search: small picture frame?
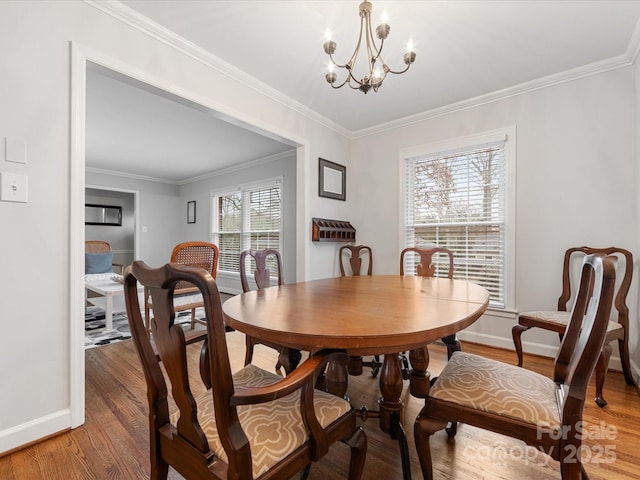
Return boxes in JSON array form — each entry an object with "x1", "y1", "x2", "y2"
[
  {"x1": 187, "y1": 201, "x2": 196, "y2": 224},
  {"x1": 318, "y1": 158, "x2": 346, "y2": 201}
]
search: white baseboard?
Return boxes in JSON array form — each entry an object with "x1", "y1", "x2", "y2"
[
  {"x1": 457, "y1": 330, "x2": 625, "y2": 372},
  {"x1": 0, "y1": 409, "x2": 71, "y2": 454}
]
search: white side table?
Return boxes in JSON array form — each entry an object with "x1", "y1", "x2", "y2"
[{"x1": 85, "y1": 274, "x2": 128, "y2": 332}]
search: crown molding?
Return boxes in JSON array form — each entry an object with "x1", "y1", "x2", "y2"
[
  {"x1": 87, "y1": 0, "x2": 351, "y2": 139},
  {"x1": 177, "y1": 149, "x2": 296, "y2": 185},
  {"x1": 353, "y1": 51, "x2": 636, "y2": 139},
  {"x1": 86, "y1": 166, "x2": 178, "y2": 184}
]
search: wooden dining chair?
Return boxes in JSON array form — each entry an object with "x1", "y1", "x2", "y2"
[
  {"x1": 512, "y1": 246, "x2": 634, "y2": 407},
  {"x1": 339, "y1": 245, "x2": 381, "y2": 377},
  {"x1": 240, "y1": 248, "x2": 302, "y2": 375},
  {"x1": 400, "y1": 247, "x2": 460, "y2": 359},
  {"x1": 123, "y1": 261, "x2": 367, "y2": 480},
  {"x1": 415, "y1": 254, "x2": 617, "y2": 480},
  {"x1": 144, "y1": 241, "x2": 219, "y2": 331}
]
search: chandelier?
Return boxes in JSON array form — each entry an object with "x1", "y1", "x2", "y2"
[{"x1": 323, "y1": 0, "x2": 416, "y2": 94}]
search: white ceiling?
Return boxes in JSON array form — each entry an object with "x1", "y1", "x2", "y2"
[
  {"x1": 86, "y1": 65, "x2": 295, "y2": 183},
  {"x1": 87, "y1": 0, "x2": 640, "y2": 182}
]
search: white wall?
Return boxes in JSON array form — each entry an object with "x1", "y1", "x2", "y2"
[
  {"x1": 85, "y1": 187, "x2": 135, "y2": 267},
  {"x1": 179, "y1": 152, "x2": 298, "y2": 293},
  {"x1": 0, "y1": 0, "x2": 351, "y2": 453},
  {"x1": 351, "y1": 67, "x2": 638, "y2": 367}
]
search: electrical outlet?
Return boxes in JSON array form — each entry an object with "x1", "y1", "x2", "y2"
[{"x1": 0, "y1": 172, "x2": 28, "y2": 203}]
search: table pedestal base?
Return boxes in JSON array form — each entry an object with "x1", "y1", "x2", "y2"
[{"x1": 324, "y1": 346, "x2": 434, "y2": 480}]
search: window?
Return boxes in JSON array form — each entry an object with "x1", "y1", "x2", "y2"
[
  {"x1": 402, "y1": 129, "x2": 515, "y2": 308},
  {"x1": 211, "y1": 178, "x2": 282, "y2": 274}
]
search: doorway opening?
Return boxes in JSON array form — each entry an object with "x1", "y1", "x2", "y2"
[{"x1": 70, "y1": 44, "x2": 308, "y2": 428}]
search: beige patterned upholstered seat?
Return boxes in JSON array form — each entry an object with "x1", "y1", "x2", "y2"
[
  {"x1": 517, "y1": 310, "x2": 570, "y2": 326},
  {"x1": 172, "y1": 364, "x2": 350, "y2": 478},
  {"x1": 124, "y1": 261, "x2": 367, "y2": 480},
  {"x1": 430, "y1": 352, "x2": 560, "y2": 429},
  {"x1": 415, "y1": 254, "x2": 617, "y2": 480}
]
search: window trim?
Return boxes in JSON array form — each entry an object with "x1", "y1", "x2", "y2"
[
  {"x1": 210, "y1": 176, "x2": 284, "y2": 277},
  {"x1": 399, "y1": 127, "x2": 516, "y2": 310}
]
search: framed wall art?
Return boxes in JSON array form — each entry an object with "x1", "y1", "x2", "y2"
[
  {"x1": 318, "y1": 158, "x2": 346, "y2": 201},
  {"x1": 187, "y1": 200, "x2": 196, "y2": 224},
  {"x1": 85, "y1": 204, "x2": 122, "y2": 226}
]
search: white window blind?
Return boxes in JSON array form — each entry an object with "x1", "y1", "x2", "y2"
[
  {"x1": 211, "y1": 179, "x2": 282, "y2": 274},
  {"x1": 404, "y1": 138, "x2": 507, "y2": 307}
]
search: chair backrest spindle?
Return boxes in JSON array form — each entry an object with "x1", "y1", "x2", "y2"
[
  {"x1": 400, "y1": 247, "x2": 454, "y2": 278},
  {"x1": 339, "y1": 245, "x2": 373, "y2": 277}
]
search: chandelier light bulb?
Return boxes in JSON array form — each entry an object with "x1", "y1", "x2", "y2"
[
  {"x1": 322, "y1": 0, "x2": 416, "y2": 93},
  {"x1": 407, "y1": 39, "x2": 414, "y2": 53}
]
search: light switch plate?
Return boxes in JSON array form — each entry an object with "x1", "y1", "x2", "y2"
[
  {"x1": 0, "y1": 172, "x2": 28, "y2": 203},
  {"x1": 5, "y1": 138, "x2": 26, "y2": 164}
]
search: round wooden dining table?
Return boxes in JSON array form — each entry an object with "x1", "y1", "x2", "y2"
[{"x1": 223, "y1": 275, "x2": 489, "y2": 479}]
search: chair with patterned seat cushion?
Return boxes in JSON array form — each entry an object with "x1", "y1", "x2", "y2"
[
  {"x1": 240, "y1": 248, "x2": 302, "y2": 376},
  {"x1": 124, "y1": 260, "x2": 367, "y2": 480},
  {"x1": 512, "y1": 246, "x2": 635, "y2": 407},
  {"x1": 414, "y1": 254, "x2": 617, "y2": 480}
]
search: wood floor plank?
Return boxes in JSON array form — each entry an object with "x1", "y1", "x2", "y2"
[{"x1": 1, "y1": 330, "x2": 638, "y2": 480}]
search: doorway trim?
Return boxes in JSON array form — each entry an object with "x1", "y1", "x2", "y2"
[{"x1": 70, "y1": 42, "x2": 310, "y2": 427}]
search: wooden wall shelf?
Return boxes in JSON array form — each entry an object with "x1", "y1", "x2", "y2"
[{"x1": 312, "y1": 218, "x2": 356, "y2": 242}]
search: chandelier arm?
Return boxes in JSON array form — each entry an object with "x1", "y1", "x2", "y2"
[
  {"x1": 345, "y1": 14, "x2": 367, "y2": 75},
  {"x1": 365, "y1": 17, "x2": 382, "y2": 63},
  {"x1": 385, "y1": 63, "x2": 412, "y2": 75},
  {"x1": 345, "y1": 82, "x2": 364, "y2": 90},
  {"x1": 330, "y1": 78, "x2": 350, "y2": 89},
  {"x1": 346, "y1": 71, "x2": 365, "y2": 89},
  {"x1": 327, "y1": 53, "x2": 352, "y2": 70}
]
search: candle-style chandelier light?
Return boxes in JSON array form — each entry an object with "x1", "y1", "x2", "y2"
[{"x1": 322, "y1": 0, "x2": 416, "y2": 94}]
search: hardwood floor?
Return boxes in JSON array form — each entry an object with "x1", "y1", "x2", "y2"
[{"x1": 1, "y1": 331, "x2": 638, "y2": 480}]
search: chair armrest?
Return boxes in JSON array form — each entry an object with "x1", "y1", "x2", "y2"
[
  {"x1": 112, "y1": 263, "x2": 124, "y2": 275},
  {"x1": 231, "y1": 349, "x2": 347, "y2": 406}
]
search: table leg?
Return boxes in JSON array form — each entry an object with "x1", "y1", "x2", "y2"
[
  {"x1": 105, "y1": 294, "x2": 114, "y2": 332},
  {"x1": 409, "y1": 345, "x2": 431, "y2": 398},
  {"x1": 325, "y1": 360, "x2": 349, "y2": 400},
  {"x1": 379, "y1": 353, "x2": 411, "y2": 480}
]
